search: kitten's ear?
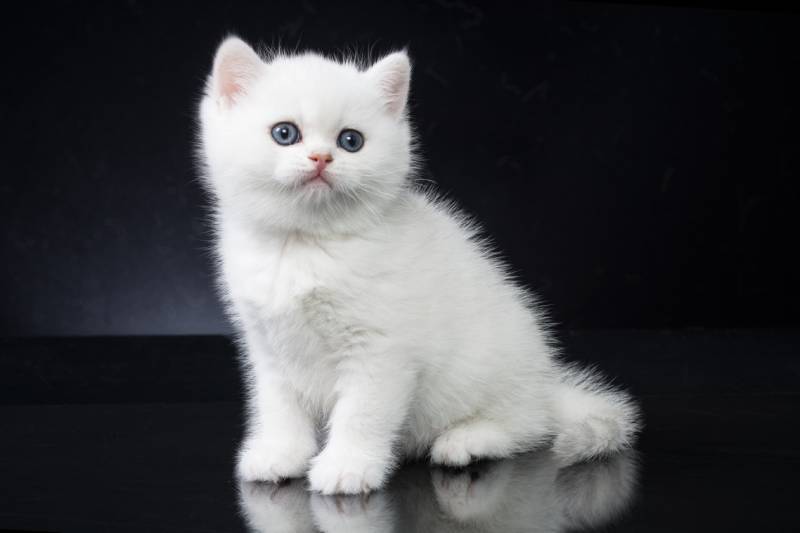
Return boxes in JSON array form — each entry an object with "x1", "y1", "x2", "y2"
[
  {"x1": 209, "y1": 36, "x2": 263, "y2": 107},
  {"x1": 367, "y1": 51, "x2": 411, "y2": 118}
]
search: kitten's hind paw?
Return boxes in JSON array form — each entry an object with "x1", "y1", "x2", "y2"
[
  {"x1": 430, "y1": 431, "x2": 473, "y2": 466},
  {"x1": 430, "y1": 420, "x2": 517, "y2": 466}
]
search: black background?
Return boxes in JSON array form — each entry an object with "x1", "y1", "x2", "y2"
[{"x1": 2, "y1": 0, "x2": 798, "y2": 336}]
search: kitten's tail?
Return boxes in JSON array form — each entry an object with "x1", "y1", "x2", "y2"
[{"x1": 551, "y1": 365, "x2": 641, "y2": 463}]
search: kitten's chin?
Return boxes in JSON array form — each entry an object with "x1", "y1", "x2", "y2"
[
  {"x1": 226, "y1": 171, "x2": 406, "y2": 236},
  {"x1": 282, "y1": 170, "x2": 336, "y2": 193},
  {"x1": 248, "y1": 185, "x2": 400, "y2": 237}
]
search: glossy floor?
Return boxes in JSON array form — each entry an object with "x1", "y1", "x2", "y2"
[{"x1": 1, "y1": 332, "x2": 798, "y2": 532}]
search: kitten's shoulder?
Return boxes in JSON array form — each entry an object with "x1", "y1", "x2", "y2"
[{"x1": 399, "y1": 187, "x2": 482, "y2": 239}]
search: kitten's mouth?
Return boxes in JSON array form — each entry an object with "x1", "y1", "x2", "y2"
[{"x1": 301, "y1": 172, "x2": 333, "y2": 189}]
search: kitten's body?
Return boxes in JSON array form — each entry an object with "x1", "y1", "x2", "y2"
[{"x1": 199, "y1": 37, "x2": 639, "y2": 494}]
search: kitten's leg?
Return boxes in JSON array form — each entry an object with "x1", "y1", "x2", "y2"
[
  {"x1": 430, "y1": 418, "x2": 550, "y2": 467},
  {"x1": 238, "y1": 337, "x2": 318, "y2": 482},
  {"x1": 308, "y1": 354, "x2": 415, "y2": 494}
]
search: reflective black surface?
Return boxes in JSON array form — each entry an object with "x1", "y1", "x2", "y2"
[
  {"x1": 2, "y1": 331, "x2": 798, "y2": 531},
  {"x1": 240, "y1": 451, "x2": 639, "y2": 532}
]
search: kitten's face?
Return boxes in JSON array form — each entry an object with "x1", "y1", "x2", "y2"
[{"x1": 199, "y1": 38, "x2": 413, "y2": 235}]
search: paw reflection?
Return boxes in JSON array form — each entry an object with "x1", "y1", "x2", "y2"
[
  {"x1": 239, "y1": 479, "x2": 316, "y2": 533},
  {"x1": 239, "y1": 450, "x2": 639, "y2": 532},
  {"x1": 310, "y1": 492, "x2": 395, "y2": 533},
  {"x1": 431, "y1": 460, "x2": 514, "y2": 520}
]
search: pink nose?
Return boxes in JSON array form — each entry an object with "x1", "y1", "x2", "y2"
[{"x1": 309, "y1": 153, "x2": 333, "y2": 172}]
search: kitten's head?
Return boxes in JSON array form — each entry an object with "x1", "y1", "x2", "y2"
[{"x1": 198, "y1": 37, "x2": 414, "y2": 235}]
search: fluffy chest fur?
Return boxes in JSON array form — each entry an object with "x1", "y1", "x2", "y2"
[
  {"x1": 219, "y1": 223, "x2": 387, "y2": 410},
  {"x1": 226, "y1": 230, "x2": 328, "y2": 329}
]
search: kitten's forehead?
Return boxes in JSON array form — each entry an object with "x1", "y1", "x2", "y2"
[
  {"x1": 256, "y1": 54, "x2": 377, "y2": 126},
  {"x1": 269, "y1": 53, "x2": 361, "y2": 79}
]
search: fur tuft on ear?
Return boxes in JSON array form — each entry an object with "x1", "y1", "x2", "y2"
[
  {"x1": 209, "y1": 36, "x2": 263, "y2": 107},
  {"x1": 367, "y1": 51, "x2": 411, "y2": 118}
]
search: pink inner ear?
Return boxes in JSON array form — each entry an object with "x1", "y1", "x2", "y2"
[
  {"x1": 382, "y1": 74, "x2": 407, "y2": 115},
  {"x1": 213, "y1": 40, "x2": 262, "y2": 104},
  {"x1": 370, "y1": 53, "x2": 411, "y2": 117},
  {"x1": 217, "y1": 56, "x2": 248, "y2": 100}
]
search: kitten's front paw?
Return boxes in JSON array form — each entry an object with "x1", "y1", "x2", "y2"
[
  {"x1": 237, "y1": 436, "x2": 317, "y2": 482},
  {"x1": 308, "y1": 446, "x2": 391, "y2": 494}
]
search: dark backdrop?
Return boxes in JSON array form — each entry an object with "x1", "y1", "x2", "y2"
[{"x1": 1, "y1": 0, "x2": 798, "y2": 336}]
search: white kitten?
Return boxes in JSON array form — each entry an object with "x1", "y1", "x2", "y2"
[{"x1": 197, "y1": 36, "x2": 640, "y2": 495}]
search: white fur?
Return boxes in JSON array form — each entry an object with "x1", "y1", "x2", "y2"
[{"x1": 197, "y1": 36, "x2": 641, "y2": 495}]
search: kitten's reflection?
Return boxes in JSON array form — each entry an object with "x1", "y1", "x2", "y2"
[{"x1": 239, "y1": 451, "x2": 639, "y2": 533}]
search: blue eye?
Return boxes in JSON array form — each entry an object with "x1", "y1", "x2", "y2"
[
  {"x1": 337, "y1": 129, "x2": 364, "y2": 152},
  {"x1": 271, "y1": 122, "x2": 301, "y2": 145}
]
